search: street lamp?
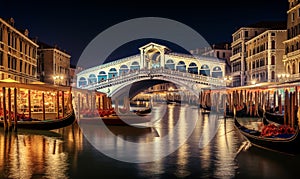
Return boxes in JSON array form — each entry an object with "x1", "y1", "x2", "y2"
[
  {"x1": 224, "y1": 76, "x2": 233, "y2": 87},
  {"x1": 277, "y1": 73, "x2": 290, "y2": 82},
  {"x1": 53, "y1": 75, "x2": 64, "y2": 85}
]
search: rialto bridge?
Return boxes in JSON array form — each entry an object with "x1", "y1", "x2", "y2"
[{"x1": 76, "y1": 43, "x2": 226, "y2": 97}]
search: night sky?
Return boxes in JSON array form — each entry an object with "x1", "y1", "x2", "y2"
[{"x1": 1, "y1": 0, "x2": 287, "y2": 66}]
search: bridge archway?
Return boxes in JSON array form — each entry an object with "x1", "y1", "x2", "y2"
[
  {"x1": 145, "y1": 50, "x2": 162, "y2": 69},
  {"x1": 119, "y1": 65, "x2": 129, "y2": 75},
  {"x1": 212, "y1": 66, "x2": 222, "y2": 78},
  {"x1": 165, "y1": 59, "x2": 175, "y2": 70},
  {"x1": 88, "y1": 74, "x2": 97, "y2": 84},
  {"x1": 188, "y1": 62, "x2": 198, "y2": 74},
  {"x1": 109, "y1": 78, "x2": 200, "y2": 99},
  {"x1": 130, "y1": 61, "x2": 140, "y2": 71},
  {"x1": 79, "y1": 77, "x2": 87, "y2": 87},
  {"x1": 98, "y1": 71, "x2": 107, "y2": 82},
  {"x1": 108, "y1": 68, "x2": 118, "y2": 79},
  {"x1": 200, "y1": 64, "x2": 210, "y2": 76},
  {"x1": 176, "y1": 61, "x2": 186, "y2": 72}
]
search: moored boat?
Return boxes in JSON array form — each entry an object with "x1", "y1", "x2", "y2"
[
  {"x1": 258, "y1": 105, "x2": 284, "y2": 124},
  {"x1": 234, "y1": 117, "x2": 300, "y2": 154},
  {"x1": 0, "y1": 81, "x2": 75, "y2": 131}
]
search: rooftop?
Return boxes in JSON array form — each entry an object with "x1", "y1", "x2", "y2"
[{"x1": 245, "y1": 21, "x2": 287, "y2": 29}]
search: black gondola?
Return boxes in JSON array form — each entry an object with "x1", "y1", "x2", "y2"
[
  {"x1": 258, "y1": 105, "x2": 284, "y2": 124},
  {"x1": 0, "y1": 109, "x2": 76, "y2": 130},
  {"x1": 234, "y1": 117, "x2": 300, "y2": 155}
]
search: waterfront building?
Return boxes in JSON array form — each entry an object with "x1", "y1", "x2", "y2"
[
  {"x1": 37, "y1": 42, "x2": 71, "y2": 86},
  {"x1": 230, "y1": 22, "x2": 286, "y2": 87},
  {"x1": 246, "y1": 30, "x2": 286, "y2": 84},
  {"x1": 0, "y1": 17, "x2": 38, "y2": 83},
  {"x1": 283, "y1": 0, "x2": 300, "y2": 79},
  {"x1": 230, "y1": 27, "x2": 269, "y2": 87}
]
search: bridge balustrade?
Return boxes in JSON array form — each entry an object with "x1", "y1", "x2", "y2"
[{"x1": 80, "y1": 68, "x2": 225, "y2": 90}]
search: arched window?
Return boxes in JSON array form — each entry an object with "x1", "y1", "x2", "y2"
[
  {"x1": 176, "y1": 61, "x2": 186, "y2": 72},
  {"x1": 108, "y1": 68, "x2": 118, "y2": 79},
  {"x1": 98, "y1": 71, "x2": 107, "y2": 82},
  {"x1": 293, "y1": 63, "x2": 296, "y2": 74},
  {"x1": 212, "y1": 66, "x2": 223, "y2": 78},
  {"x1": 188, "y1": 62, "x2": 198, "y2": 74},
  {"x1": 200, "y1": 64, "x2": 210, "y2": 76},
  {"x1": 271, "y1": 71, "x2": 275, "y2": 80},
  {"x1": 271, "y1": 40, "x2": 276, "y2": 49},
  {"x1": 119, "y1": 65, "x2": 129, "y2": 75},
  {"x1": 165, "y1": 59, "x2": 175, "y2": 70},
  {"x1": 88, "y1": 74, "x2": 97, "y2": 84},
  {"x1": 271, "y1": 56, "x2": 275, "y2": 65},
  {"x1": 78, "y1": 77, "x2": 87, "y2": 87},
  {"x1": 130, "y1": 61, "x2": 140, "y2": 70}
]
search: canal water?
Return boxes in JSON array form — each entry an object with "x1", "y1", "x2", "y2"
[{"x1": 1, "y1": 103, "x2": 300, "y2": 179}]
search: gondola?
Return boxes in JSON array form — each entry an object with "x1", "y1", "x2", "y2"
[
  {"x1": 258, "y1": 105, "x2": 284, "y2": 124},
  {"x1": 234, "y1": 117, "x2": 300, "y2": 154},
  {"x1": 230, "y1": 104, "x2": 259, "y2": 118},
  {"x1": 0, "y1": 110, "x2": 75, "y2": 130}
]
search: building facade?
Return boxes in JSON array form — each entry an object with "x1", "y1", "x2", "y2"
[
  {"x1": 199, "y1": 43, "x2": 232, "y2": 75},
  {"x1": 0, "y1": 17, "x2": 38, "y2": 83},
  {"x1": 38, "y1": 42, "x2": 71, "y2": 86},
  {"x1": 283, "y1": 0, "x2": 300, "y2": 79},
  {"x1": 230, "y1": 27, "x2": 269, "y2": 87},
  {"x1": 246, "y1": 30, "x2": 286, "y2": 84}
]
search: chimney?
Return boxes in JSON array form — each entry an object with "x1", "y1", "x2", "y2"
[
  {"x1": 9, "y1": 17, "x2": 15, "y2": 26},
  {"x1": 24, "y1": 29, "x2": 29, "y2": 37}
]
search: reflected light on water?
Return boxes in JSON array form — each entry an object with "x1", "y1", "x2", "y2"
[{"x1": 0, "y1": 129, "x2": 79, "y2": 179}]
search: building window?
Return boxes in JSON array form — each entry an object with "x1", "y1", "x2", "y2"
[
  {"x1": 0, "y1": 51, "x2": 3, "y2": 66},
  {"x1": 24, "y1": 63, "x2": 27, "y2": 74},
  {"x1": 271, "y1": 41, "x2": 276, "y2": 49},
  {"x1": 271, "y1": 56, "x2": 275, "y2": 65},
  {"x1": 245, "y1": 31, "x2": 248, "y2": 37},
  {"x1": 7, "y1": 32, "x2": 11, "y2": 46},
  {"x1": 271, "y1": 71, "x2": 275, "y2": 80},
  {"x1": 292, "y1": 12, "x2": 295, "y2": 22},
  {"x1": 20, "y1": 61, "x2": 22, "y2": 72},
  {"x1": 32, "y1": 66, "x2": 36, "y2": 76},
  {"x1": 7, "y1": 55, "x2": 11, "y2": 68},
  {"x1": 271, "y1": 32, "x2": 275, "y2": 36},
  {"x1": 12, "y1": 57, "x2": 16, "y2": 70},
  {"x1": 256, "y1": 60, "x2": 259, "y2": 68},
  {"x1": 28, "y1": 64, "x2": 31, "y2": 75},
  {"x1": 217, "y1": 51, "x2": 220, "y2": 58},
  {"x1": 223, "y1": 52, "x2": 226, "y2": 58},
  {"x1": 0, "y1": 27, "x2": 2, "y2": 41},
  {"x1": 20, "y1": 40, "x2": 22, "y2": 52}
]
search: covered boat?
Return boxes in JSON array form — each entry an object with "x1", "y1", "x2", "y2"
[{"x1": 0, "y1": 81, "x2": 75, "y2": 131}]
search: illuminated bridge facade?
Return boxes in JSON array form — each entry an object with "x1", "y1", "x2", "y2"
[{"x1": 77, "y1": 43, "x2": 226, "y2": 96}]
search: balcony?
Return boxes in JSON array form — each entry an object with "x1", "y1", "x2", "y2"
[
  {"x1": 284, "y1": 49, "x2": 300, "y2": 59},
  {"x1": 230, "y1": 52, "x2": 242, "y2": 61}
]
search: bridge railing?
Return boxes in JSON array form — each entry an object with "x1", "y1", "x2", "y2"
[{"x1": 80, "y1": 68, "x2": 225, "y2": 90}]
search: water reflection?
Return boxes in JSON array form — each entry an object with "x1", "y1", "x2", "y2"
[
  {"x1": 1, "y1": 104, "x2": 299, "y2": 178},
  {"x1": 0, "y1": 126, "x2": 83, "y2": 179}
]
